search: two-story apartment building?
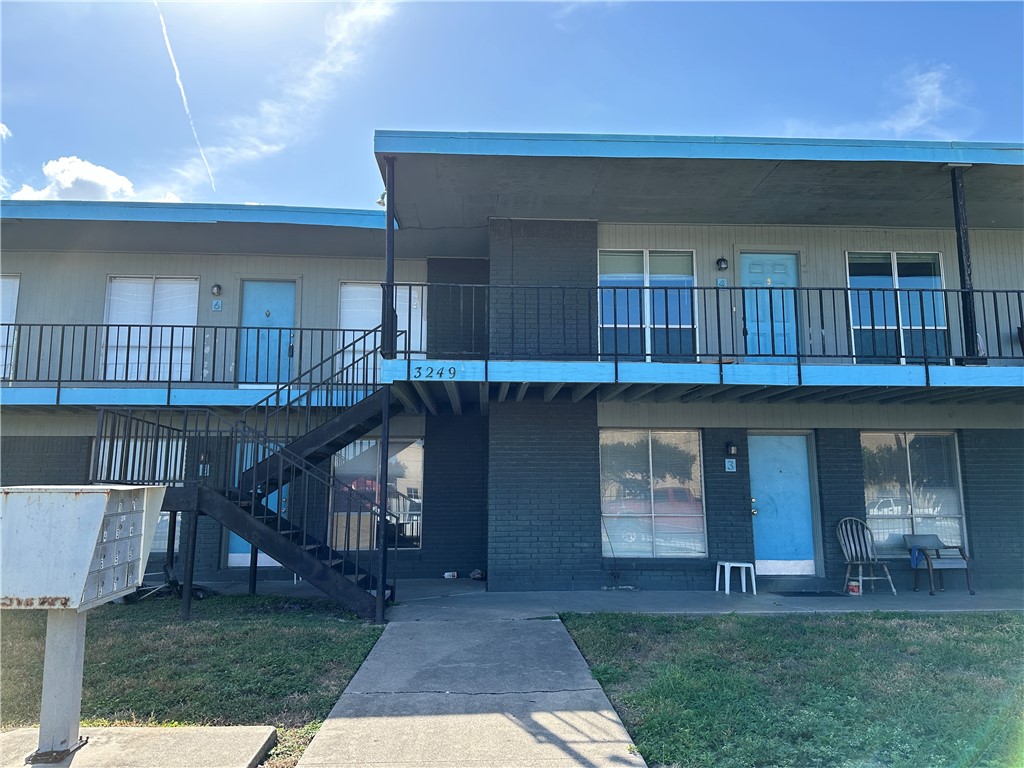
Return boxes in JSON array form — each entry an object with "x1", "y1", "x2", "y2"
[{"x1": 2, "y1": 132, "x2": 1022, "y2": 615}]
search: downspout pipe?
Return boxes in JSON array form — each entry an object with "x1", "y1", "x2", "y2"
[{"x1": 950, "y1": 165, "x2": 980, "y2": 360}]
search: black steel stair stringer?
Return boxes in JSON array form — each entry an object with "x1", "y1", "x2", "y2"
[
  {"x1": 239, "y1": 389, "x2": 403, "y2": 490},
  {"x1": 195, "y1": 486, "x2": 376, "y2": 618}
]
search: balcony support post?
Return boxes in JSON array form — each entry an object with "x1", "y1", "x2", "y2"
[
  {"x1": 374, "y1": 390, "x2": 392, "y2": 625},
  {"x1": 383, "y1": 155, "x2": 397, "y2": 360},
  {"x1": 950, "y1": 165, "x2": 980, "y2": 359}
]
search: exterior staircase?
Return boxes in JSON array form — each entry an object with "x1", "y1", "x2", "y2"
[{"x1": 91, "y1": 326, "x2": 405, "y2": 619}]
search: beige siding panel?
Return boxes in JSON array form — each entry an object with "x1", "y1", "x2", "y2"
[
  {"x1": 1, "y1": 412, "x2": 101, "y2": 436},
  {"x1": 598, "y1": 223, "x2": 1019, "y2": 291},
  {"x1": 598, "y1": 400, "x2": 1019, "y2": 430},
  {"x1": 2, "y1": 251, "x2": 426, "y2": 329}
]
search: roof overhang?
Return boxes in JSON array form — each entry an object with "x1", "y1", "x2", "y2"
[
  {"x1": 0, "y1": 201, "x2": 388, "y2": 258},
  {"x1": 374, "y1": 130, "x2": 1024, "y2": 258}
]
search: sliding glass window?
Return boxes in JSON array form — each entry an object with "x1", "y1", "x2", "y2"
[
  {"x1": 861, "y1": 432, "x2": 965, "y2": 557},
  {"x1": 847, "y1": 252, "x2": 948, "y2": 364},
  {"x1": 600, "y1": 429, "x2": 706, "y2": 558},
  {"x1": 599, "y1": 250, "x2": 695, "y2": 361}
]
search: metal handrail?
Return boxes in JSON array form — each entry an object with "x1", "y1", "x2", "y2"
[
  {"x1": 92, "y1": 407, "x2": 400, "y2": 589},
  {"x1": 388, "y1": 282, "x2": 1024, "y2": 365},
  {"x1": 0, "y1": 324, "x2": 373, "y2": 388},
  {"x1": 238, "y1": 326, "x2": 390, "y2": 438}
]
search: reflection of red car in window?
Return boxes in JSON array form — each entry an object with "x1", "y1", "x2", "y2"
[{"x1": 602, "y1": 486, "x2": 704, "y2": 535}]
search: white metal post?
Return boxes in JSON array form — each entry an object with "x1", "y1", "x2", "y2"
[{"x1": 34, "y1": 609, "x2": 89, "y2": 761}]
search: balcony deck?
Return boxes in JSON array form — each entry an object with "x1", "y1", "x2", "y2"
[{"x1": 2, "y1": 284, "x2": 1021, "y2": 409}]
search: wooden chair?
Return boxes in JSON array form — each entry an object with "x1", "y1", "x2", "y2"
[
  {"x1": 903, "y1": 534, "x2": 975, "y2": 595},
  {"x1": 836, "y1": 517, "x2": 897, "y2": 596}
]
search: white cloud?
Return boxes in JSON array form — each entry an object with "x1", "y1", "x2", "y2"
[
  {"x1": 783, "y1": 64, "x2": 979, "y2": 141},
  {"x1": 164, "y1": 0, "x2": 394, "y2": 199},
  {"x1": 8, "y1": 156, "x2": 183, "y2": 202},
  {"x1": 11, "y1": 156, "x2": 135, "y2": 200},
  {"x1": 0, "y1": 123, "x2": 11, "y2": 141}
]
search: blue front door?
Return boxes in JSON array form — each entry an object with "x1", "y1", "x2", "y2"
[
  {"x1": 228, "y1": 442, "x2": 288, "y2": 568},
  {"x1": 239, "y1": 280, "x2": 296, "y2": 384},
  {"x1": 740, "y1": 253, "x2": 798, "y2": 362},
  {"x1": 749, "y1": 434, "x2": 817, "y2": 576}
]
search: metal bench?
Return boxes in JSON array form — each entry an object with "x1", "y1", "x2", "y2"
[{"x1": 903, "y1": 534, "x2": 976, "y2": 595}]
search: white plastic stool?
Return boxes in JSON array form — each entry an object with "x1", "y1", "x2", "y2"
[{"x1": 715, "y1": 561, "x2": 757, "y2": 595}]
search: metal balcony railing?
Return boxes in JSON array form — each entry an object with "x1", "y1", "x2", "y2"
[
  {"x1": 0, "y1": 325, "x2": 374, "y2": 393},
  {"x1": 389, "y1": 283, "x2": 1024, "y2": 367}
]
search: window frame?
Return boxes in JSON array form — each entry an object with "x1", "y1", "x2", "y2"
[
  {"x1": 860, "y1": 430, "x2": 968, "y2": 558},
  {"x1": 845, "y1": 250, "x2": 949, "y2": 364},
  {"x1": 1, "y1": 274, "x2": 21, "y2": 379},
  {"x1": 597, "y1": 249, "x2": 698, "y2": 362},
  {"x1": 331, "y1": 437, "x2": 425, "y2": 551},
  {"x1": 103, "y1": 275, "x2": 200, "y2": 382},
  {"x1": 599, "y1": 428, "x2": 708, "y2": 559}
]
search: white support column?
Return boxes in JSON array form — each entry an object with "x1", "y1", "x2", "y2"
[{"x1": 34, "y1": 609, "x2": 88, "y2": 761}]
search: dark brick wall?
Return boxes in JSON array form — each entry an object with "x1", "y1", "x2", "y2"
[
  {"x1": 392, "y1": 413, "x2": 489, "y2": 579},
  {"x1": 487, "y1": 396, "x2": 604, "y2": 590},
  {"x1": 959, "y1": 429, "x2": 1024, "y2": 588},
  {"x1": 815, "y1": 429, "x2": 866, "y2": 587},
  {"x1": 488, "y1": 219, "x2": 599, "y2": 359},
  {"x1": 1, "y1": 436, "x2": 92, "y2": 485},
  {"x1": 427, "y1": 258, "x2": 489, "y2": 358}
]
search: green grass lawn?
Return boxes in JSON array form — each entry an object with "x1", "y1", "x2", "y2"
[
  {"x1": 563, "y1": 612, "x2": 1024, "y2": 768},
  {"x1": 0, "y1": 595, "x2": 382, "y2": 768}
]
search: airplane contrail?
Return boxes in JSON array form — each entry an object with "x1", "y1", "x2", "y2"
[{"x1": 153, "y1": 0, "x2": 215, "y2": 191}]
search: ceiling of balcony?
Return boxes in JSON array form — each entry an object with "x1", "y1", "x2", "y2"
[
  {"x1": 0, "y1": 217, "x2": 387, "y2": 259},
  {"x1": 377, "y1": 132, "x2": 1024, "y2": 259}
]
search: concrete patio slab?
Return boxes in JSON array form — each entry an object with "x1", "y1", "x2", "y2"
[
  {"x1": 382, "y1": 580, "x2": 1024, "y2": 622},
  {"x1": 0, "y1": 726, "x2": 276, "y2": 768}
]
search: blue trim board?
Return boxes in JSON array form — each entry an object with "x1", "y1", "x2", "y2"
[
  {"x1": 801, "y1": 365, "x2": 926, "y2": 387},
  {"x1": 616, "y1": 363, "x2": 719, "y2": 384},
  {"x1": 169, "y1": 389, "x2": 278, "y2": 406},
  {"x1": 0, "y1": 200, "x2": 387, "y2": 230},
  {"x1": 375, "y1": 130, "x2": 1023, "y2": 167},
  {"x1": 487, "y1": 361, "x2": 612, "y2": 383},
  {"x1": 0, "y1": 388, "x2": 59, "y2": 405},
  {"x1": 723, "y1": 365, "x2": 800, "y2": 386},
  {"x1": 382, "y1": 360, "x2": 488, "y2": 383},
  {"x1": 381, "y1": 358, "x2": 1024, "y2": 389},
  {"x1": 929, "y1": 366, "x2": 1024, "y2": 388},
  {"x1": 0, "y1": 387, "x2": 282, "y2": 407}
]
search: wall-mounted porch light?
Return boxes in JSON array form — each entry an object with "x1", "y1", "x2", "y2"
[
  {"x1": 210, "y1": 283, "x2": 222, "y2": 297},
  {"x1": 725, "y1": 442, "x2": 738, "y2": 456},
  {"x1": 716, "y1": 257, "x2": 729, "y2": 271}
]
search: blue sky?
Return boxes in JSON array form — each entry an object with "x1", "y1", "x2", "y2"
[{"x1": 2, "y1": 1, "x2": 1021, "y2": 209}]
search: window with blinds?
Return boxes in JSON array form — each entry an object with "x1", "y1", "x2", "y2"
[{"x1": 104, "y1": 277, "x2": 199, "y2": 381}]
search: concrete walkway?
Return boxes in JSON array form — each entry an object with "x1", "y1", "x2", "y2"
[
  {"x1": 282, "y1": 578, "x2": 1021, "y2": 768},
  {"x1": 296, "y1": 617, "x2": 646, "y2": 767}
]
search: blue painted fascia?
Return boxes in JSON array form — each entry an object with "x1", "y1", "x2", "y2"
[
  {"x1": 0, "y1": 200, "x2": 389, "y2": 229},
  {"x1": 382, "y1": 358, "x2": 1024, "y2": 388},
  {"x1": 374, "y1": 130, "x2": 1023, "y2": 166}
]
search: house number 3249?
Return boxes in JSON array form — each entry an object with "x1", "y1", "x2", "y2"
[{"x1": 412, "y1": 366, "x2": 458, "y2": 380}]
